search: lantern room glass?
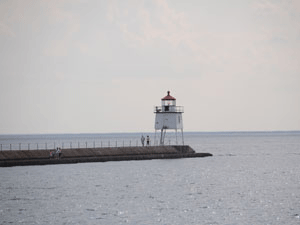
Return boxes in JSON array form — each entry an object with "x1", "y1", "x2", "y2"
[{"x1": 161, "y1": 100, "x2": 176, "y2": 106}]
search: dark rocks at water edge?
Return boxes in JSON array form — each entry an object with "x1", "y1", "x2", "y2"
[{"x1": 0, "y1": 145, "x2": 212, "y2": 167}]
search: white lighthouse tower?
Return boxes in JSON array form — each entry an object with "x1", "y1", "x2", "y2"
[{"x1": 154, "y1": 91, "x2": 184, "y2": 145}]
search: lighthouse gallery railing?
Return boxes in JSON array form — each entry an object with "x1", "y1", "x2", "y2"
[{"x1": 154, "y1": 106, "x2": 184, "y2": 113}]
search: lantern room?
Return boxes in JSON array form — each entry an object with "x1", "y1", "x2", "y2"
[
  {"x1": 155, "y1": 91, "x2": 184, "y2": 114},
  {"x1": 162, "y1": 91, "x2": 176, "y2": 105}
]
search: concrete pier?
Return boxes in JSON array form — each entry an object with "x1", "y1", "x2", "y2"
[{"x1": 0, "y1": 145, "x2": 212, "y2": 167}]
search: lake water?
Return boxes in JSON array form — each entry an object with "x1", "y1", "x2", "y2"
[{"x1": 0, "y1": 132, "x2": 300, "y2": 224}]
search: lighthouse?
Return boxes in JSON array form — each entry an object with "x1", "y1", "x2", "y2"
[{"x1": 154, "y1": 91, "x2": 184, "y2": 145}]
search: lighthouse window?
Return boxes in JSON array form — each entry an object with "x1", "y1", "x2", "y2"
[{"x1": 164, "y1": 106, "x2": 169, "y2": 111}]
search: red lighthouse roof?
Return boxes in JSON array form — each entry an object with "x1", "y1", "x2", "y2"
[{"x1": 162, "y1": 91, "x2": 176, "y2": 100}]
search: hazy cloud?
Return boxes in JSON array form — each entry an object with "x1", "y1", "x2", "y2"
[{"x1": 0, "y1": 0, "x2": 299, "y2": 133}]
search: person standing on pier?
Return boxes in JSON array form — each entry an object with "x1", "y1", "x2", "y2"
[
  {"x1": 146, "y1": 136, "x2": 150, "y2": 146},
  {"x1": 141, "y1": 135, "x2": 145, "y2": 146},
  {"x1": 56, "y1": 147, "x2": 62, "y2": 159}
]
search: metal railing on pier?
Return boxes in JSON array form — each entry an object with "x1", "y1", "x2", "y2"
[{"x1": 0, "y1": 139, "x2": 183, "y2": 151}]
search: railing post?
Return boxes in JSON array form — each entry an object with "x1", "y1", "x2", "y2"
[
  {"x1": 70, "y1": 142, "x2": 72, "y2": 149},
  {"x1": 46, "y1": 143, "x2": 47, "y2": 150},
  {"x1": 101, "y1": 141, "x2": 102, "y2": 148},
  {"x1": 86, "y1": 142, "x2": 87, "y2": 148},
  {"x1": 116, "y1": 141, "x2": 117, "y2": 147},
  {"x1": 37, "y1": 143, "x2": 39, "y2": 150}
]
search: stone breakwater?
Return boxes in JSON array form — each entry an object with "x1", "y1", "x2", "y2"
[{"x1": 0, "y1": 145, "x2": 212, "y2": 167}]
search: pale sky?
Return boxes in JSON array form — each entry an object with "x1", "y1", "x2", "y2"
[{"x1": 0, "y1": 0, "x2": 299, "y2": 134}]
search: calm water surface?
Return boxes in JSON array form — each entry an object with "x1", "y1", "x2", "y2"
[{"x1": 0, "y1": 132, "x2": 300, "y2": 224}]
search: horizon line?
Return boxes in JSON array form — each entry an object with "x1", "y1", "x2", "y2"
[{"x1": 1, "y1": 130, "x2": 300, "y2": 136}]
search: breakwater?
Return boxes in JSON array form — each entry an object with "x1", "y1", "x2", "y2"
[{"x1": 0, "y1": 145, "x2": 212, "y2": 167}]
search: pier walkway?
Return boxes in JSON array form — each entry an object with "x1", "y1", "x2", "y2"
[{"x1": 0, "y1": 145, "x2": 212, "y2": 167}]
